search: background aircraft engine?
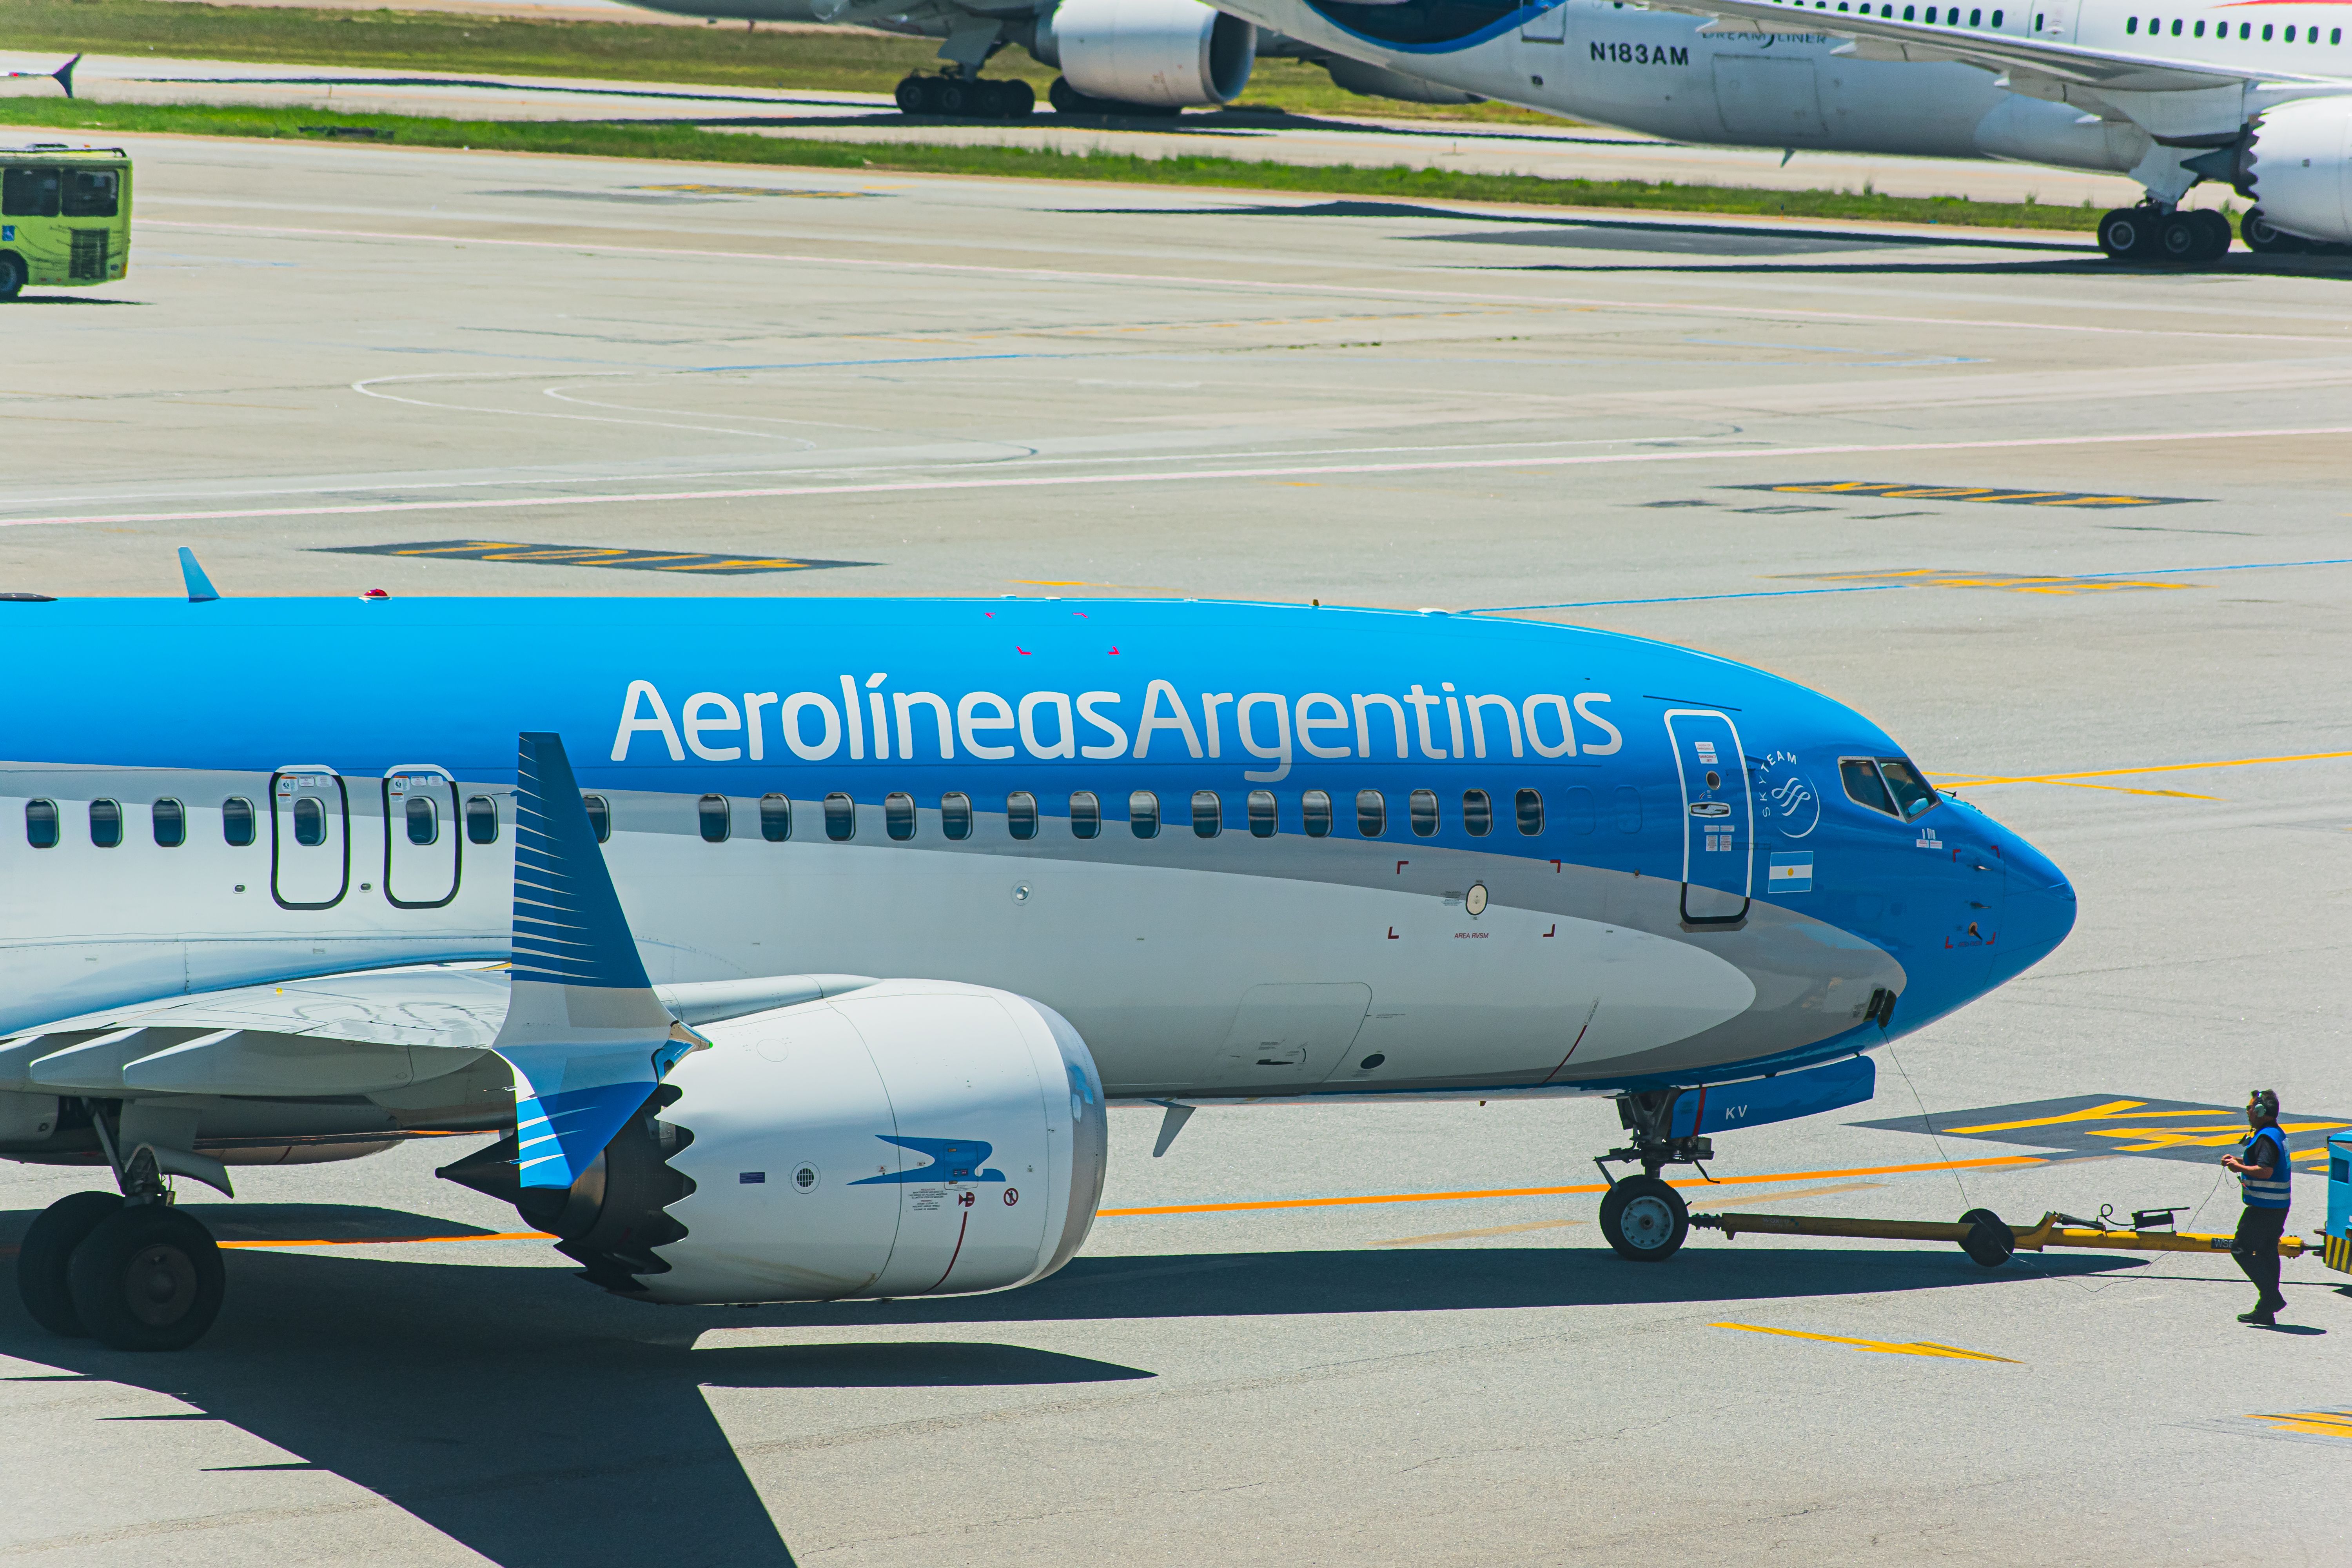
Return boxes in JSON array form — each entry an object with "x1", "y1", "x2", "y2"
[
  {"x1": 462, "y1": 981, "x2": 1110, "y2": 1305},
  {"x1": 1033, "y1": 0, "x2": 1257, "y2": 108},
  {"x1": 2241, "y1": 96, "x2": 2352, "y2": 245}
]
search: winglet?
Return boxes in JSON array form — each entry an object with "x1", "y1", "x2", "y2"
[
  {"x1": 178, "y1": 547, "x2": 219, "y2": 603},
  {"x1": 494, "y1": 731, "x2": 701, "y2": 1189},
  {"x1": 55, "y1": 55, "x2": 79, "y2": 100}
]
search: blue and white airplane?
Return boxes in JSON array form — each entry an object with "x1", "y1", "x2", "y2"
[{"x1": 0, "y1": 580, "x2": 2073, "y2": 1349}]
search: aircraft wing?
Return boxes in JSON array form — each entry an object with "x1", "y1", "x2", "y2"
[{"x1": 1649, "y1": 0, "x2": 2335, "y2": 93}]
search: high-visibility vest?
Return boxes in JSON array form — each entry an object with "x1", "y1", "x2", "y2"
[{"x1": 2241, "y1": 1126, "x2": 2292, "y2": 1210}]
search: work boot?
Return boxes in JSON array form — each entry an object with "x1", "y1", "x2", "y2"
[
  {"x1": 2238, "y1": 1305, "x2": 2276, "y2": 1326},
  {"x1": 2263, "y1": 1292, "x2": 2289, "y2": 1316}
]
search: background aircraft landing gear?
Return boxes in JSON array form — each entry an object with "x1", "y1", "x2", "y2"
[
  {"x1": 2096, "y1": 205, "x2": 2161, "y2": 261},
  {"x1": 2158, "y1": 209, "x2": 2232, "y2": 263},
  {"x1": 1048, "y1": 76, "x2": 1181, "y2": 118},
  {"x1": 895, "y1": 73, "x2": 1034, "y2": 119},
  {"x1": 1594, "y1": 1089, "x2": 1709, "y2": 1262},
  {"x1": 2242, "y1": 207, "x2": 2310, "y2": 255}
]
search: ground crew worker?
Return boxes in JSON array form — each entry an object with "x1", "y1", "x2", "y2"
[{"x1": 2221, "y1": 1089, "x2": 2292, "y2": 1326}]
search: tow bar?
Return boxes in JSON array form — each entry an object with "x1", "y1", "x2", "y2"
[{"x1": 1690, "y1": 1204, "x2": 2324, "y2": 1269}]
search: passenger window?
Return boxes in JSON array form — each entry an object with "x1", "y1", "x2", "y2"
[
  {"x1": 152, "y1": 797, "x2": 186, "y2": 848},
  {"x1": 60, "y1": 169, "x2": 117, "y2": 219},
  {"x1": 222, "y1": 796, "x2": 256, "y2": 847},
  {"x1": 294, "y1": 796, "x2": 328, "y2": 848},
  {"x1": 1007, "y1": 791, "x2": 1038, "y2": 840},
  {"x1": 886, "y1": 791, "x2": 916, "y2": 841},
  {"x1": 698, "y1": 795, "x2": 731, "y2": 843},
  {"x1": 465, "y1": 795, "x2": 499, "y2": 845},
  {"x1": 89, "y1": 799, "x2": 122, "y2": 848},
  {"x1": 1301, "y1": 789, "x2": 1332, "y2": 838},
  {"x1": 1877, "y1": 758, "x2": 1941, "y2": 820},
  {"x1": 1192, "y1": 790, "x2": 1221, "y2": 838},
  {"x1": 1969, "y1": 6, "x2": 1980, "y2": 22},
  {"x1": 405, "y1": 794, "x2": 438, "y2": 846},
  {"x1": 824, "y1": 793, "x2": 856, "y2": 842},
  {"x1": 2193, "y1": 18, "x2": 2203, "y2": 33},
  {"x1": 1409, "y1": 789, "x2": 1439, "y2": 838},
  {"x1": 1, "y1": 167, "x2": 59, "y2": 218},
  {"x1": 759, "y1": 794, "x2": 789, "y2": 842},
  {"x1": 25, "y1": 798, "x2": 57, "y2": 849},
  {"x1": 941, "y1": 792, "x2": 973, "y2": 841},
  {"x1": 1612, "y1": 785, "x2": 1643, "y2": 835},
  {"x1": 1070, "y1": 790, "x2": 1101, "y2": 839},
  {"x1": 1461, "y1": 789, "x2": 1492, "y2": 837},
  {"x1": 1840, "y1": 758, "x2": 1898, "y2": 817},
  {"x1": 1129, "y1": 790, "x2": 1159, "y2": 839},
  {"x1": 1248, "y1": 789, "x2": 1278, "y2": 838},
  {"x1": 1991, "y1": 7, "x2": 2002, "y2": 22},
  {"x1": 1515, "y1": 788, "x2": 1544, "y2": 836},
  {"x1": 1563, "y1": 786, "x2": 1596, "y2": 835},
  {"x1": 584, "y1": 793, "x2": 613, "y2": 844},
  {"x1": 1356, "y1": 789, "x2": 1385, "y2": 837}
]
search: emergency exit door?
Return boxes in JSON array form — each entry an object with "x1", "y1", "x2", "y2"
[
  {"x1": 383, "y1": 766, "x2": 460, "y2": 908},
  {"x1": 271, "y1": 766, "x2": 350, "y2": 910},
  {"x1": 1665, "y1": 710, "x2": 1751, "y2": 925}
]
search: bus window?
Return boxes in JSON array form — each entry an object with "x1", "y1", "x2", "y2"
[
  {"x1": 61, "y1": 169, "x2": 117, "y2": 219},
  {"x1": 2, "y1": 167, "x2": 59, "y2": 218}
]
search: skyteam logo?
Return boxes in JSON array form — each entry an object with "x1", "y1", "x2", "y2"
[
  {"x1": 1755, "y1": 751, "x2": 1821, "y2": 838},
  {"x1": 850, "y1": 1135, "x2": 1005, "y2": 1185}
]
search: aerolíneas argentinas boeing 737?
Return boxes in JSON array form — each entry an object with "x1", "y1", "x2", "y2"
[
  {"x1": 1212, "y1": 0, "x2": 2352, "y2": 260},
  {"x1": 1, "y1": 592, "x2": 2073, "y2": 1350}
]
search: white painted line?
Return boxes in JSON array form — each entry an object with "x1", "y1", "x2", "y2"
[{"x1": 10, "y1": 425, "x2": 2348, "y2": 528}]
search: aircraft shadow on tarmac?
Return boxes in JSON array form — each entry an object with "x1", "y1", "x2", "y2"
[{"x1": 0, "y1": 1204, "x2": 2136, "y2": 1568}]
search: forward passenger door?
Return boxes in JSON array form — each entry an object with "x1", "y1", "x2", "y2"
[{"x1": 1665, "y1": 711, "x2": 1752, "y2": 926}]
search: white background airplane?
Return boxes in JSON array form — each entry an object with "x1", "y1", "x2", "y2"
[{"x1": 1213, "y1": 0, "x2": 2352, "y2": 259}]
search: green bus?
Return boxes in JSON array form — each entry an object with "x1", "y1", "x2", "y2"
[{"x1": 0, "y1": 145, "x2": 131, "y2": 300}]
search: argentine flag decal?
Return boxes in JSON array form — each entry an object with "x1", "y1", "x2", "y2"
[{"x1": 1768, "y1": 852, "x2": 1814, "y2": 894}]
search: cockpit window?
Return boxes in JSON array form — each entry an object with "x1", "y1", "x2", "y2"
[
  {"x1": 1876, "y1": 758, "x2": 1940, "y2": 820},
  {"x1": 1840, "y1": 757, "x2": 1897, "y2": 817}
]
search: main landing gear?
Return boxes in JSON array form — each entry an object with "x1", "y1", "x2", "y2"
[
  {"x1": 2096, "y1": 203, "x2": 2232, "y2": 264},
  {"x1": 893, "y1": 73, "x2": 1035, "y2": 119},
  {"x1": 1593, "y1": 1089, "x2": 1706, "y2": 1263},
  {"x1": 16, "y1": 1145, "x2": 225, "y2": 1352}
]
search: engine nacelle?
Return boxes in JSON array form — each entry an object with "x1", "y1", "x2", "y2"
[
  {"x1": 445, "y1": 981, "x2": 1108, "y2": 1305},
  {"x1": 1034, "y1": 0, "x2": 1256, "y2": 109},
  {"x1": 2245, "y1": 96, "x2": 2352, "y2": 244}
]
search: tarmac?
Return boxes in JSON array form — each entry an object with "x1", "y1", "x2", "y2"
[{"x1": 0, "y1": 128, "x2": 2348, "y2": 1566}]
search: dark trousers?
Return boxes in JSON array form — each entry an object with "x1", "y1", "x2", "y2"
[{"x1": 2232, "y1": 1205, "x2": 2287, "y2": 1303}]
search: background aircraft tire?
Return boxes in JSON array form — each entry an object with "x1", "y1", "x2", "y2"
[
  {"x1": 2096, "y1": 208, "x2": 2157, "y2": 261},
  {"x1": 1600, "y1": 1175, "x2": 1689, "y2": 1262},
  {"x1": 16, "y1": 1191, "x2": 123, "y2": 1337},
  {"x1": 2241, "y1": 207, "x2": 2307, "y2": 254},
  {"x1": 66, "y1": 1205, "x2": 225, "y2": 1352},
  {"x1": 994, "y1": 79, "x2": 1036, "y2": 118},
  {"x1": 1958, "y1": 1207, "x2": 2015, "y2": 1268},
  {"x1": 2192, "y1": 209, "x2": 2233, "y2": 260},
  {"x1": 2157, "y1": 212, "x2": 2206, "y2": 264}
]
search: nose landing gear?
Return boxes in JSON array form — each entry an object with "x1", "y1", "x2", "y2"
[{"x1": 1593, "y1": 1088, "x2": 1709, "y2": 1262}]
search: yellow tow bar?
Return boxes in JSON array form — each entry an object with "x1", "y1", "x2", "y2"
[{"x1": 1690, "y1": 1207, "x2": 2317, "y2": 1267}]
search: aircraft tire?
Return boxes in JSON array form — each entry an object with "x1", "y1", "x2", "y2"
[
  {"x1": 995, "y1": 79, "x2": 1036, "y2": 118},
  {"x1": 1599, "y1": 1174, "x2": 1689, "y2": 1263},
  {"x1": 894, "y1": 75, "x2": 926, "y2": 114},
  {"x1": 935, "y1": 78, "x2": 969, "y2": 116},
  {"x1": 2241, "y1": 207, "x2": 2307, "y2": 255},
  {"x1": 0, "y1": 252, "x2": 24, "y2": 302},
  {"x1": 2096, "y1": 207, "x2": 2157, "y2": 261},
  {"x1": 66, "y1": 1205, "x2": 225, "y2": 1352},
  {"x1": 16, "y1": 1191, "x2": 123, "y2": 1337},
  {"x1": 2156, "y1": 212, "x2": 2205, "y2": 264},
  {"x1": 1958, "y1": 1207, "x2": 2014, "y2": 1268},
  {"x1": 2192, "y1": 209, "x2": 2233, "y2": 261}
]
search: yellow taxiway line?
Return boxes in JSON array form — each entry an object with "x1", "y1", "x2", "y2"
[
  {"x1": 1935, "y1": 748, "x2": 2352, "y2": 793},
  {"x1": 1713, "y1": 1322, "x2": 2019, "y2": 1362}
]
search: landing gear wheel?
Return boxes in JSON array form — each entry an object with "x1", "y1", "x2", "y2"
[
  {"x1": 66, "y1": 1205, "x2": 225, "y2": 1352},
  {"x1": 1600, "y1": 1174, "x2": 1690, "y2": 1262},
  {"x1": 2157, "y1": 211, "x2": 2207, "y2": 263},
  {"x1": 2242, "y1": 207, "x2": 2306, "y2": 254},
  {"x1": 996, "y1": 78, "x2": 1035, "y2": 118},
  {"x1": 2096, "y1": 207, "x2": 2158, "y2": 260},
  {"x1": 894, "y1": 75, "x2": 938, "y2": 115},
  {"x1": 0, "y1": 252, "x2": 24, "y2": 302},
  {"x1": 1958, "y1": 1207, "x2": 2014, "y2": 1269},
  {"x1": 1049, "y1": 75, "x2": 1095, "y2": 116},
  {"x1": 2192, "y1": 209, "x2": 2233, "y2": 260},
  {"x1": 935, "y1": 77, "x2": 969, "y2": 115},
  {"x1": 17, "y1": 1191, "x2": 123, "y2": 1336}
]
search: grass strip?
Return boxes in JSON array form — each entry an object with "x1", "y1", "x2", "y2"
[
  {"x1": 2, "y1": 98, "x2": 2105, "y2": 232},
  {"x1": 0, "y1": 0, "x2": 1566, "y2": 122}
]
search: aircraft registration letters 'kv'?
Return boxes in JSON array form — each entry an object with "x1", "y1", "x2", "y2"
[{"x1": 0, "y1": 594, "x2": 2076, "y2": 1350}]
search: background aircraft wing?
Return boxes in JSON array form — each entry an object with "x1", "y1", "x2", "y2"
[{"x1": 1648, "y1": 0, "x2": 2328, "y2": 92}]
